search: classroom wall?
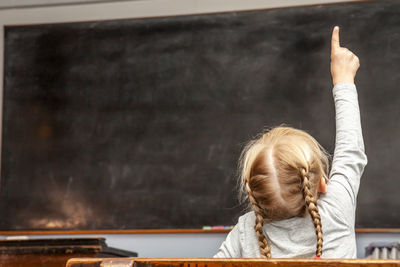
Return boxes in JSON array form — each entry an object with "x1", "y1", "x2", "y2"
[
  {"x1": 0, "y1": 0, "x2": 398, "y2": 260},
  {"x1": 0, "y1": 0, "x2": 110, "y2": 9},
  {"x1": 1, "y1": 232, "x2": 400, "y2": 258},
  {"x1": 0, "y1": 0, "x2": 363, "y2": 10}
]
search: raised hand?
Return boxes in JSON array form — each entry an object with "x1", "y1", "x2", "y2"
[{"x1": 330, "y1": 26, "x2": 360, "y2": 86}]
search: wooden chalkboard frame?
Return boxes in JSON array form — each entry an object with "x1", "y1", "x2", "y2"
[{"x1": 2, "y1": 0, "x2": 400, "y2": 233}]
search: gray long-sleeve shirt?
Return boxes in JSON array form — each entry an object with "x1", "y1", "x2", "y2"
[{"x1": 214, "y1": 83, "x2": 367, "y2": 259}]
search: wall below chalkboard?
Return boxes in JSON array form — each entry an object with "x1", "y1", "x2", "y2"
[
  {"x1": 1, "y1": 232, "x2": 399, "y2": 258},
  {"x1": 1, "y1": 0, "x2": 400, "y2": 231}
]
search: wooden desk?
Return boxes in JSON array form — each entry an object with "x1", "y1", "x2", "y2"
[{"x1": 67, "y1": 258, "x2": 400, "y2": 267}]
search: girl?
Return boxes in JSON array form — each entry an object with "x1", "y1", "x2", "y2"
[{"x1": 214, "y1": 26, "x2": 367, "y2": 259}]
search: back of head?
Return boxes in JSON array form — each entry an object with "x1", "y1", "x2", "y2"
[{"x1": 239, "y1": 127, "x2": 329, "y2": 258}]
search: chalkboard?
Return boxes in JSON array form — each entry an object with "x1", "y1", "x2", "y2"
[{"x1": 1, "y1": 0, "x2": 400, "y2": 230}]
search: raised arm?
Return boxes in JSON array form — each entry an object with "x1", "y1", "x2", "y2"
[{"x1": 328, "y1": 26, "x2": 368, "y2": 212}]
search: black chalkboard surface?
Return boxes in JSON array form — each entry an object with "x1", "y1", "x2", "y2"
[{"x1": 1, "y1": 0, "x2": 400, "y2": 230}]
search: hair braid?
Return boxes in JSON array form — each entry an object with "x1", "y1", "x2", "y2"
[
  {"x1": 245, "y1": 180, "x2": 271, "y2": 259},
  {"x1": 300, "y1": 168, "x2": 323, "y2": 257}
]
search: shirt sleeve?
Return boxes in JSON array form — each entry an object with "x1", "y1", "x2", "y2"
[
  {"x1": 325, "y1": 83, "x2": 368, "y2": 224},
  {"x1": 214, "y1": 224, "x2": 242, "y2": 258}
]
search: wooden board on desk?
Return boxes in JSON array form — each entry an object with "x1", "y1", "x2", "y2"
[{"x1": 66, "y1": 258, "x2": 400, "y2": 267}]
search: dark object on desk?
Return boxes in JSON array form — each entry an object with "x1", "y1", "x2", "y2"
[
  {"x1": 2, "y1": 0, "x2": 400, "y2": 231},
  {"x1": 0, "y1": 238, "x2": 137, "y2": 267}
]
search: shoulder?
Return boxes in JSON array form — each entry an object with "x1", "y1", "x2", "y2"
[
  {"x1": 236, "y1": 211, "x2": 261, "y2": 258},
  {"x1": 231, "y1": 211, "x2": 257, "y2": 244},
  {"x1": 237, "y1": 211, "x2": 256, "y2": 229}
]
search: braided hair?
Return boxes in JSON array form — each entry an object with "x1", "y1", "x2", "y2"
[
  {"x1": 245, "y1": 173, "x2": 271, "y2": 258},
  {"x1": 239, "y1": 127, "x2": 329, "y2": 258},
  {"x1": 300, "y1": 168, "x2": 323, "y2": 257}
]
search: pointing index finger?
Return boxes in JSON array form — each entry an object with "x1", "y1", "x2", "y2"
[{"x1": 331, "y1": 26, "x2": 340, "y2": 52}]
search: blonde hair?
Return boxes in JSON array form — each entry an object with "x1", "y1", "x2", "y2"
[{"x1": 238, "y1": 126, "x2": 330, "y2": 258}]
